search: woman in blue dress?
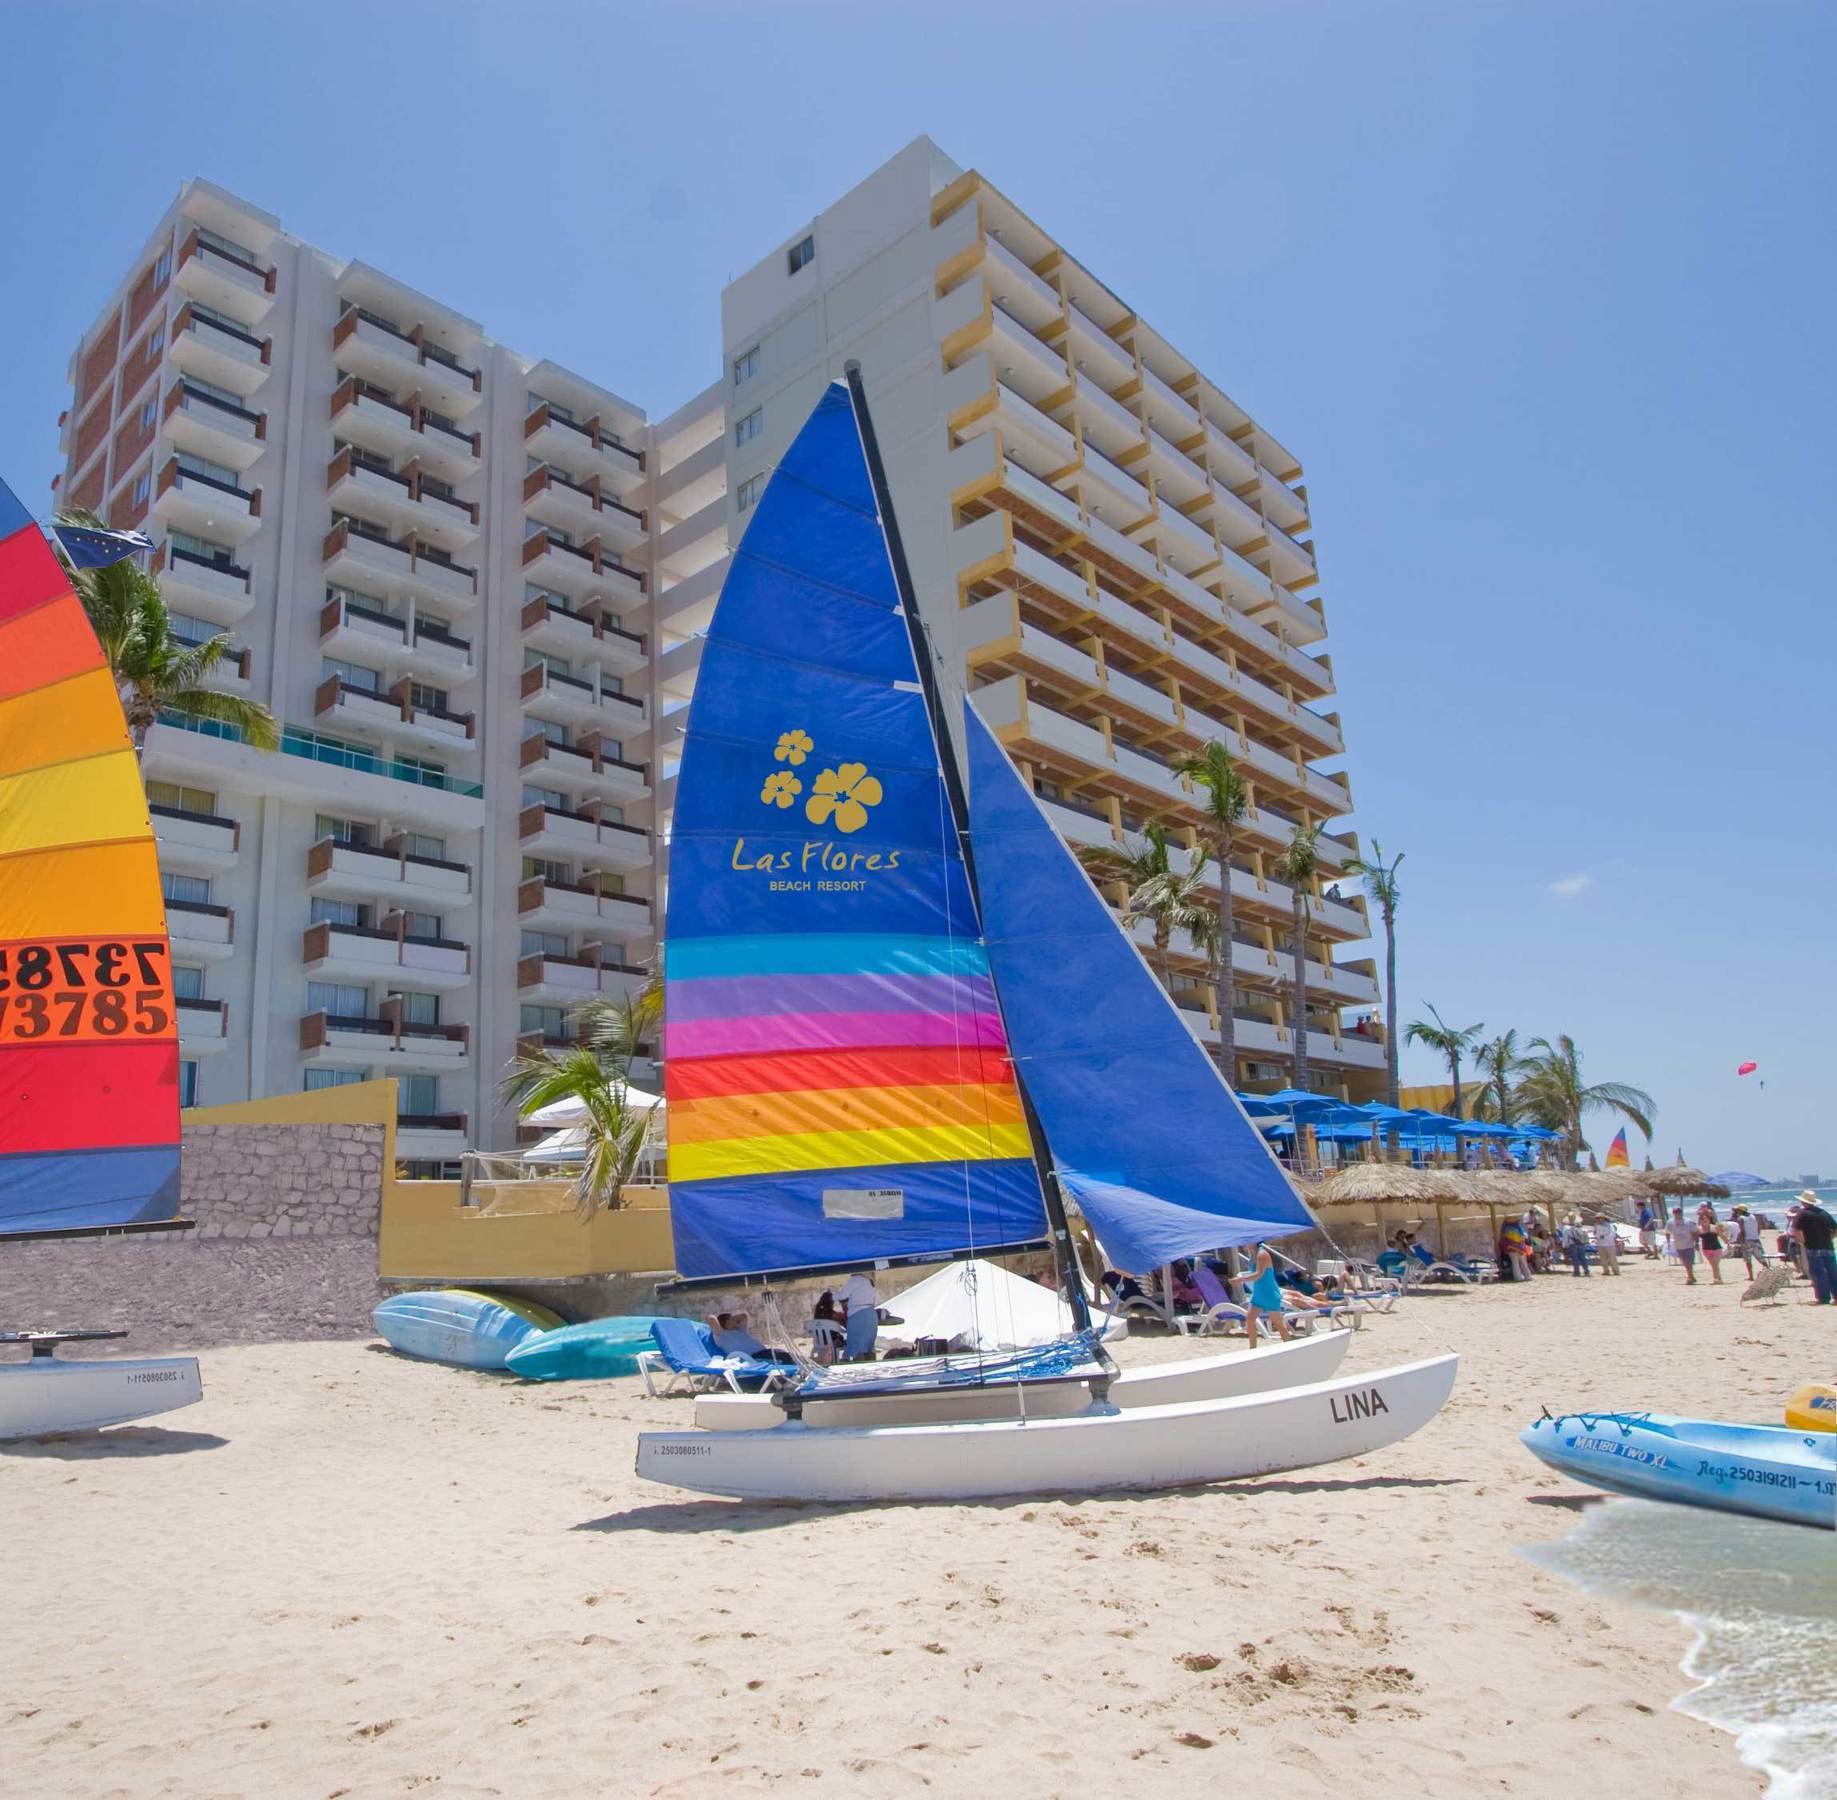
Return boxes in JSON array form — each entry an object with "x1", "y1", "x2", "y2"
[{"x1": 1245, "y1": 1242, "x2": 1292, "y2": 1350}]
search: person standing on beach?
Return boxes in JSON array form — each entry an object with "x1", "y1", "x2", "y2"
[
  {"x1": 837, "y1": 1268, "x2": 881, "y2": 1360},
  {"x1": 1244, "y1": 1242, "x2": 1293, "y2": 1348},
  {"x1": 1792, "y1": 1191, "x2": 1837, "y2": 1304},
  {"x1": 1728, "y1": 1205, "x2": 1768, "y2": 1276},
  {"x1": 1562, "y1": 1214, "x2": 1591, "y2": 1277},
  {"x1": 1637, "y1": 1200, "x2": 1660, "y2": 1258},
  {"x1": 1592, "y1": 1214, "x2": 1622, "y2": 1275},
  {"x1": 1666, "y1": 1205, "x2": 1699, "y2": 1285},
  {"x1": 1696, "y1": 1202, "x2": 1726, "y2": 1285}
]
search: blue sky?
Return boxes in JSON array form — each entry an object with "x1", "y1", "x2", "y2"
[{"x1": 2, "y1": 3, "x2": 1830, "y2": 1174}]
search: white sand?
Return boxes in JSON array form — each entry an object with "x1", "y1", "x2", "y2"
[{"x1": 9, "y1": 1260, "x2": 1806, "y2": 1796}]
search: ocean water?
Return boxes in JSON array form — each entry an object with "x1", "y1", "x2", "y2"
[{"x1": 1526, "y1": 1499, "x2": 1837, "y2": 1795}]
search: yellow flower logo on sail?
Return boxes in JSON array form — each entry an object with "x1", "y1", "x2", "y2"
[
  {"x1": 804, "y1": 763, "x2": 882, "y2": 835},
  {"x1": 760, "y1": 770, "x2": 802, "y2": 808},
  {"x1": 774, "y1": 728, "x2": 814, "y2": 766}
]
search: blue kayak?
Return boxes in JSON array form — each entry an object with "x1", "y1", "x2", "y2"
[
  {"x1": 373, "y1": 1289, "x2": 562, "y2": 1371},
  {"x1": 504, "y1": 1315, "x2": 668, "y2": 1382},
  {"x1": 1522, "y1": 1411, "x2": 1836, "y2": 1530}
]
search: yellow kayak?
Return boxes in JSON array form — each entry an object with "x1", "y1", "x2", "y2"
[{"x1": 1786, "y1": 1384, "x2": 1836, "y2": 1433}]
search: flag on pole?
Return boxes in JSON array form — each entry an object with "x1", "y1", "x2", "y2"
[
  {"x1": 49, "y1": 521, "x2": 153, "y2": 569},
  {"x1": 1605, "y1": 1128, "x2": 1630, "y2": 1168}
]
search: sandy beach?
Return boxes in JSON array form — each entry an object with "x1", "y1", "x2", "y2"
[{"x1": 7, "y1": 1261, "x2": 1809, "y2": 1798}]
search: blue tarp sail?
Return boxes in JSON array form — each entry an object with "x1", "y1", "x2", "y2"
[
  {"x1": 662, "y1": 384, "x2": 1048, "y2": 1280},
  {"x1": 964, "y1": 702, "x2": 1318, "y2": 1272}
]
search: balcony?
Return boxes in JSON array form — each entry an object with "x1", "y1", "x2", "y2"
[
  {"x1": 518, "y1": 801, "x2": 650, "y2": 875},
  {"x1": 519, "y1": 663, "x2": 647, "y2": 733},
  {"x1": 162, "y1": 382, "x2": 265, "y2": 472},
  {"x1": 149, "y1": 458, "x2": 261, "y2": 546},
  {"x1": 299, "y1": 1009, "x2": 470, "y2": 1073},
  {"x1": 521, "y1": 599, "x2": 645, "y2": 679},
  {"x1": 150, "y1": 801, "x2": 239, "y2": 873},
  {"x1": 524, "y1": 402, "x2": 645, "y2": 496},
  {"x1": 1264, "y1": 518, "x2": 1318, "y2": 588},
  {"x1": 330, "y1": 378, "x2": 481, "y2": 483},
  {"x1": 172, "y1": 228, "x2": 277, "y2": 327},
  {"x1": 524, "y1": 466, "x2": 645, "y2": 552},
  {"x1": 520, "y1": 529, "x2": 645, "y2": 613},
  {"x1": 331, "y1": 308, "x2": 482, "y2": 419},
  {"x1": 319, "y1": 592, "x2": 410, "y2": 662},
  {"x1": 326, "y1": 447, "x2": 478, "y2": 553},
  {"x1": 516, "y1": 950, "x2": 649, "y2": 1005},
  {"x1": 403, "y1": 615, "x2": 473, "y2": 683},
  {"x1": 170, "y1": 303, "x2": 271, "y2": 397},
  {"x1": 1178, "y1": 1009, "x2": 1386, "y2": 1073},
  {"x1": 165, "y1": 897, "x2": 235, "y2": 962},
  {"x1": 396, "y1": 1114, "x2": 469, "y2": 1161},
  {"x1": 322, "y1": 518, "x2": 477, "y2": 609},
  {"x1": 517, "y1": 874, "x2": 652, "y2": 941},
  {"x1": 177, "y1": 995, "x2": 230, "y2": 1052},
  {"x1": 302, "y1": 920, "x2": 472, "y2": 990},
  {"x1": 311, "y1": 676, "x2": 475, "y2": 752},
  {"x1": 306, "y1": 836, "x2": 472, "y2": 911},
  {"x1": 153, "y1": 543, "x2": 253, "y2": 626},
  {"x1": 519, "y1": 733, "x2": 648, "y2": 803}
]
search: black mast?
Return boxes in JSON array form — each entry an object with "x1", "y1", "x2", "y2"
[{"x1": 843, "y1": 361, "x2": 1096, "y2": 1338}]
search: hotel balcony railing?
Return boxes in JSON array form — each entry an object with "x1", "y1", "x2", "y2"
[{"x1": 154, "y1": 710, "x2": 484, "y2": 798}]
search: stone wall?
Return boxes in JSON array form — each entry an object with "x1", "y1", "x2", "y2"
[{"x1": 181, "y1": 1122, "x2": 386, "y2": 1240}]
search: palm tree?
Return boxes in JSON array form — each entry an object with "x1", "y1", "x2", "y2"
[
  {"x1": 500, "y1": 985, "x2": 662, "y2": 1216},
  {"x1": 1077, "y1": 821, "x2": 1217, "y2": 992},
  {"x1": 1514, "y1": 1034, "x2": 1656, "y2": 1170},
  {"x1": 1274, "y1": 821, "x2": 1323, "y2": 1093},
  {"x1": 1404, "y1": 1004, "x2": 1485, "y2": 1119},
  {"x1": 59, "y1": 510, "x2": 277, "y2": 758},
  {"x1": 1345, "y1": 840, "x2": 1403, "y2": 1105},
  {"x1": 1470, "y1": 1029, "x2": 1526, "y2": 1125},
  {"x1": 1171, "y1": 742, "x2": 1251, "y2": 1079}
]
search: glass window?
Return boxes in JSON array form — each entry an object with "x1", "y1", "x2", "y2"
[
  {"x1": 131, "y1": 471, "x2": 152, "y2": 507},
  {"x1": 176, "y1": 451, "x2": 240, "y2": 485},
  {"x1": 314, "y1": 814, "x2": 375, "y2": 846},
  {"x1": 310, "y1": 897, "x2": 369, "y2": 928},
  {"x1": 161, "y1": 872, "x2": 210, "y2": 906},
  {"x1": 734, "y1": 407, "x2": 762, "y2": 447},
  {"x1": 732, "y1": 345, "x2": 759, "y2": 386},
  {"x1": 598, "y1": 871, "x2": 626, "y2": 896},
  {"x1": 392, "y1": 755, "x2": 446, "y2": 781},
  {"x1": 403, "y1": 832, "x2": 446, "y2": 860},
  {"x1": 736, "y1": 473, "x2": 763, "y2": 512},
  {"x1": 170, "y1": 965, "x2": 206, "y2": 1001},
  {"x1": 146, "y1": 324, "x2": 164, "y2": 354},
  {"x1": 167, "y1": 529, "x2": 234, "y2": 563},
  {"x1": 522, "y1": 929, "x2": 569, "y2": 958},
  {"x1": 408, "y1": 682, "x2": 447, "y2": 712},
  {"x1": 153, "y1": 248, "x2": 173, "y2": 285},
  {"x1": 321, "y1": 657, "x2": 381, "y2": 692},
  {"x1": 137, "y1": 398, "x2": 157, "y2": 433},
  {"x1": 398, "y1": 1073, "x2": 438, "y2": 1115},
  {"x1": 165, "y1": 610, "x2": 217, "y2": 647},
  {"x1": 523, "y1": 856, "x2": 571, "y2": 883},
  {"x1": 177, "y1": 1059, "x2": 198, "y2": 1107},
  {"x1": 401, "y1": 910, "x2": 440, "y2": 939},
  {"x1": 787, "y1": 234, "x2": 815, "y2": 275},
  {"x1": 307, "y1": 981, "x2": 367, "y2": 1018},
  {"x1": 147, "y1": 780, "x2": 217, "y2": 814},
  {"x1": 305, "y1": 1068, "x2": 365, "y2": 1091},
  {"x1": 522, "y1": 785, "x2": 568, "y2": 810},
  {"x1": 521, "y1": 1004, "x2": 567, "y2": 1039},
  {"x1": 397, "y1": 991, "x2": 440, "y2": 1027}
]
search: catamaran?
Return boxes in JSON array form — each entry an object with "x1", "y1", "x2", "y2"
[
  {"x1": 0, "y1": 477, "x2": 203, "y2": 1439},
  {"x1": 633, "y1": 373, "x2": 1453, "y2": 1502}
]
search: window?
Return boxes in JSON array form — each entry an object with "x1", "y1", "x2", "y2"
[
  {"x1": 168, "y1": 530, "x2": 234, "y2": 564},
  {"x1": 400, "y1": 911, "x2": 440, "y2": 939},
  {"x1": 598, "y1": 871, "x2": 626, "y2": 896},
  {"x1": 314, "y1": 813, "x2": 375, "y2": 846},
  {"x1": 523, "y1": 785, "x2": 568, "y2": 810},
  {"x1": 131, "y1": 471, "x2": 152, "y2": 508},
  {"x1": 147, "y1": 780, "x2": 217, "y2": 815},
  {"x1": 392, "y1": 755, "x2": 446, "y2": 782},
  {"x1": 397, "y1": 991, "x2": 440, "y2": 1027},
  {"x1": 146, "y1": 324, "x2": 164, "y2": 355},
  {"x1": 399, "y1": 1074, "x2": 439, "y2": 1116},
  {"x1": 306, "y1": 1068, "x2": 365, "y2": 1091},
  {"x1": 525, "y1": 649, "x2": 569, "y2": 676},
  {"x1": 184, "y1": 375, "x2": 244, "y2": 408},
  {"x1": 321, "y1": 657, "x2": 381, "y2": 693},
  {"x1": 177, "y1": 1059, "x2": 199, "y2": 1108},
  {"x1": 176, "y1": 451, "x2": 239, "y2": 485},
  {"x1": 521, "y1": 1004, "x2": 568, "y2": 1040},
  {"x1": 734, "y1": 407, "x2": 762, "y2": 447},
  {"x1": 153, "y1": 248, "x2": 173, "y2": 286},
  {"x1": 523, "y1": 856, "x2": 571, "y2": 883},
  {"x1": 193, "y1": 225, "x2": 254, "y2": 263},
  {"x1": 136, "y1": 398, "x2": 157, "y2": 434},
  {"x1": 308, "y1": 981, "x2": 367, "y2": 1018},
  {"x1": 403, "y1": 832, "x2": 446, "y2": 860},
  {"x1": 161, "y1": 872, "x2": 211, "y2": 907},
  {"x1": 166, "y1": 610, "x2": 215, "y2": 648},
  {"x1": 170, "y1": 965, "x2": 206, "y2": 1001},
  {"x1": 407, "y1": 682, "x2": 447, "y2": 712},
  {"x1": 310, "y1": 897, "x2": 369, "y2": 929},
  {"x1": 522, "y1": 929, "x2": 569, "y2": 958},
  {"x1": 732, "y1": 345, "x2": 759, "y2": 386},
  {"x1": 787, "y1": 234, "x2": 815, "y2": 276},
  {"x1": 736, "y1": 473, "x2": 764, "y2": 513}
]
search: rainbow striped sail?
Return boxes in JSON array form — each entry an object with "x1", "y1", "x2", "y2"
[
  {"x1": 663, "y1": 386, "x2": 1047, "y2": 1280},
  {"x1": 0, "y1": 479, "x2": 180, "y2": 1234},
  {"x1": 1605, "y1": 1127, "x2": 1630, "y2": 1168}
]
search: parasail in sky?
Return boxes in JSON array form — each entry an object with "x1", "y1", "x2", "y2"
[{"x1": 1736, "y1": 1061, "x2": 1758, "y2": 1076}]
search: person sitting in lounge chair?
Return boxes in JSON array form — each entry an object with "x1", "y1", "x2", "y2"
[
  {"x1": 1167, "y1": 1261, "x2": 1204, "y2": 1312},
  {"x1": 708, "y1": 1311, "x2": 798, "y2": 1365}
]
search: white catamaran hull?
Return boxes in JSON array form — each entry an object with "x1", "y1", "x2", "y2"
[
  {"x1": 0, "y1": 1356, "x2": 203, "y2": 1440},
  {"x1": 637, "y1": 1352, "x2": 1457, "y2": 1503},
  {"x1": 692, "y1": 1329, "x2": 1352, "y2": 1431}
]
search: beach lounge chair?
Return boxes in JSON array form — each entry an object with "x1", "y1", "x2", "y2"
[
  {"x1": 1175, "y1": 1296, "x2": 1360, "y2": 1338},
  {"x1": 637, "y1": 1319, "x2": 792, "y2": 1398}
]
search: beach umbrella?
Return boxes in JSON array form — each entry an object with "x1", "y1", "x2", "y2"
[
  {"x1": 1639, "y1": 1165, "x2": 1730, "y2": 1200},
  {"x1": 1310, "y1": 1164, "x2": 1464, "y2": 1206}
]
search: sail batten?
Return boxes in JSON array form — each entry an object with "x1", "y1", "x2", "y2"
[{"x1": 662, "y1": 385, "x2": 1047, "y2": 1281}]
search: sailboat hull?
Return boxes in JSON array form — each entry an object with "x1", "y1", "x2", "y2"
[
  {"x1": 636, "y1": 1352, "x2": 1457, "y2": 1503},
  {"x1": 692, "y1": 1328, "x2": 1352, "y2": 1431},
  {"x1": 0, "y1": 1355, "x2": 202, "y2": 1440}
]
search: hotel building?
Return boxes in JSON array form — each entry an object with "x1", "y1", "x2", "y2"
[
  {"x1": 50, "y1": 144, "x2": 1380, "y2": 1169},
  {"x1": 669, "y1": 139, "x2": 1383, "y2": 1098}
]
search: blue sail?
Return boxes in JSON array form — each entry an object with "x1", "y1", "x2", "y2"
[
  {"x1": 663, "y1": 384, "x2": 1047, "y2": 1281},
  {"x1": 963, "y1": 702, "x2": 1317, "y2": 1271}
]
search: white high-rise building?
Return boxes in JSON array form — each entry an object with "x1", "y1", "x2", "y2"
[{"x1": 658, "y1": 139, "x2": 1384, "y2": 1097}]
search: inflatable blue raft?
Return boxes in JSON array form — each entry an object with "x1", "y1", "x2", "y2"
[
  {"x1": 373, "y1": 1289, "x2": 561, "y2": 1371},
  {"x1": 1522, "y1": 1410, "x2": 1835, "y2": 1530},
  {"x1": 504, "y1": 1315, "x2": 667, "y2": 1381}
]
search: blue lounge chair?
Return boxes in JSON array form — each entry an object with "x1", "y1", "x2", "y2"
[{"x1": 636, "y1": 1318, "x2": 791, "y2": 1398}]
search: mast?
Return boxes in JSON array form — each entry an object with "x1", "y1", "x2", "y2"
[{"x1": 842, "y1": 362, "x2": 1094, "y2": 1336}]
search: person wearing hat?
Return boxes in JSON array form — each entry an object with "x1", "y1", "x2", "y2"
[
  {"x1": 1728, "y1": 1204, "x2": 1769, "y2": 1278},
  {"x1": 1791, "y1": 1191, "x2": 1837, "y2": 1304},
  {"x1": 836, "y1": 1267, "x2": 882, "y2": 1359},
  {"x1": 1591, "y1": 1211, "x2": 1622, "y2": 1276}
]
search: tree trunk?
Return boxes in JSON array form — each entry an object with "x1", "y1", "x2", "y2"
[
  {"x1": 1215, "y1": 826, "x2": 1236, "y2": 1083},
  {"x1": 1382, "y1": 904, "x2": 1399, "y2": 1107},
  {"x1": 1290, "y1": 880, "x2": 1310, "y2": 1093},
  {"x1": 1448, "y1": 1050, "x2": 1464, "y2": 1120},
  {"x1": 1155, "y1": 924, "x2": 1173, "y2": 993}
]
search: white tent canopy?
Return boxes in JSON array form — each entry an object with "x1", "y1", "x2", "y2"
[
  {"x1": 877, "y1": 1258, "x2": 1125, "y2": 1352},
  {"x1": 522, "y1": 1085, "x2": 664, "y2": 1129}
]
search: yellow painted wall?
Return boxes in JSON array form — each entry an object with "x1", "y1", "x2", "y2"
[
  {"x1": 379, "y1": 1179, "x2": 676, "y2": 1283},
  {"x1": 183, "y1": 1076, "x2": 399, "y2": 1171},
  {"x1": 1399, "y1": 1083, "x2": 1460, "y2": 1114}
]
